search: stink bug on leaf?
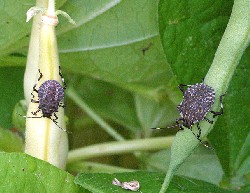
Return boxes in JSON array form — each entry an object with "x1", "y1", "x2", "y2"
[
  {"x1": 153, "y1": 82, "x2": 225, "y2": 149},
  {"x1": 18, "y1": 67, "x2": 67, "y2": 132}
]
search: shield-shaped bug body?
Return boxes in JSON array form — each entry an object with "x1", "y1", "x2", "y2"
[
  {"x1": 178, "y1": 83, "x2": 215, "y2": 128},
  {"x1": 153, "y1": 82, "x2": 225, "y2": 149},
  {"x1": 37, "y1": 80, "x2": 64, "y2": 118},
  {"x1": 18, "y1": 67, "x2": 67, "y2": 131}
]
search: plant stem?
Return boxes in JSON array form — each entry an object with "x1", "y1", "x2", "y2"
[
  {"x1": 67, "y1": 161, "x2": 135, "y2": 174},
  {"x1": 66, "y1": 87, "x2": 125, "y2": 141},
  {"x1": 24, "y1": 0, "x2": 68, "y2": 169},
  {"x1": 47, "y1": 0, "x2": 56, "y2": 15},
  {"x1": 160, "y1": 0, "x2": 250, "y2": 192},
  {"x1": 67, "y1": 136, "x2": 173, "y2": 163}
]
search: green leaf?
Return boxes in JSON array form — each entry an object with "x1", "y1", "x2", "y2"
[
  {"x1": 0, "y1": 127, "x2": 23, "y2": 152},
  {"x1": 147, "y1": 148, "x2": 223, "y2": 185},
  {"x1": 158, "y1": 0, "x2": 233, "y2": 83},
  {"x1": 75, "y1": 171, "x2": 232, "y2": 193},
  {"x1": 0, "y1": 67, "x2": 24, "y2": 128},
  {"x1": 2, "y1": 0, "x2": 179, "y2": 103},
  {"x1": 60, "y1": 36, "x2": 178, "y2": 102},
  {"x1": 209, "y1": 47, "x2": 250, "y2": 179},
  {"x1": 0, "y1": 152, "x2": 85, "y2": 193},
  {"x1": 134, "y1": 94, "x2": 179, "y2": 132},
  {"x1": 158, "y1": 0, "x2": 250, "y2": 191},
  {"x1": 0, "y1": 0, "x2": 66, "y2": 56},
  {"x1": 56, "y1": 0, "x2": 179, "y2": 102},
  {"x1": 2, "y1": 1, "x2": 180, "y2": 132},
  {"x1": 12, "y1": 100, "x2": 27, "y2": 132},
  {"x1": 66, "y1": 75, "x2": 140, "y2": 131}
]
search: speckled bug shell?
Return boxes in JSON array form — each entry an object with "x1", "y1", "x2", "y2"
[
  {"x1": 177, "y1": 83, "x2": 215, "y2": 127},
  {"x1": 38, "y1": 80, "x2": 64, "y2": 117}
]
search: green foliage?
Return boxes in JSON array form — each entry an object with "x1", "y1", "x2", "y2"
[
  {"x1": 75, "y1": 172, "x2": 232, "y2": 193},
  {"x1": 0, "y1": 152, "x2": 84, "y2": 193},
  {"x1": 209, "y1": 48, "x2": 250, "y2": 187},
  {"x1": 0, "y1": 0, "x2": 249, "y2": 192},
  {"x1": 0, "y1": 67, "x2": 24, "y2": 128}
]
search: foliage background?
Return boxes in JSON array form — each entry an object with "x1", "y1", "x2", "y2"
[{"x1": 0, "y1": 0, "x2": 249, "y2": 192}]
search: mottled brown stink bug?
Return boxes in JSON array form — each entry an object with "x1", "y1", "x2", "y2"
[
  {"x1": 18, "y1": 67, "x2": 67, "y2": 131},
  {"x1": 153, "y1": 82, "x2": 225, "y2": 149}
]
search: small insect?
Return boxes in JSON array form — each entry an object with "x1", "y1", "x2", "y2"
[
  {"x1": 142, "y1": 42, "x2": 153, "y2": 55},
  {"x1": 112, "y1": 178, "x2": 141, "y2": 192},
  {"x1": 153, "y1": 82, "x2": 225, "y2": 149},
  {"x1": 18, "y1": 66, "x2": 67, "y2": 131}
]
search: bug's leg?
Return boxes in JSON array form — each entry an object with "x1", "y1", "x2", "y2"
[
  {"x1": 210, "y1": 94, "x2": 226, "y2": 118},
  {"x1": 37, "y1": 69, "x2": 43, "y2": 81},
  {"x1": 204, "y1": 117, "x2": 213, "y2": 124},
  {"x1": 175, "y1": 118, "x2": 185, "y2": 130},
  {"x1": 31, "y1": 99, "x2": 39, "y2": 103},
  {"x1": 53, "y1": 113, "x2": 59, "y2": 124},
  {"x1": 31, "y1": 109, "x2": 41, "y2": 116},
  {"x1": 151, "y1": 118, "x2": 181, "y2": 130},
  {"x1": 189, "y1": 124, "x2": 203, "y2": 144},
  {"x1": 190, "y1": 123, "x2": 214, "y2": 150},
  {"x1": 178, "y1": 84, "x2": 191, "y2": 93},
  {"x1": 59, "y1": 66, "x2": 67, "y2": 89},
  {"x1": 151, "y1": 117, "x2": 185, "y2": 130},
  {"x1": 51, "y1": 113, "x2": 68, "y2": 132},
  {"x1": 196, "y1": 123, "x2": 202, "y2": 140},
  {"x1": 31, "y1": 69, "x2": 43, "y2": 98},
  {"x1": 59, "y1": 102, "x2": 65, "y2": 108},
  {"x1": 16, "y1": 113, "x2": 43, "y2": 119}
]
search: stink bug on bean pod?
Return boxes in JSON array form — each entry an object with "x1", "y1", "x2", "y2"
[
  {"x1": 18, "y1": 67, "x2": 67, "y2": 131},
  {"x1": 153, "y1": 82, "x2": 225, "y2": 149}
]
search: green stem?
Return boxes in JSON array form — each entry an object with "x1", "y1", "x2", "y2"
[
  {"x1": 160, "y1": 0, "x2": 250, "y2": 192},
  {"x1": 67, "y1": 136, "x2": 173, "y2": 163},
  {"x1": 24, "y1": 0, "x2": 68, "y2": 169},
  {"x1": 47, "y1": 0, "x2": 55, "y2": 15},
  {"x1": 66, "y1": 87, "x2": 125, "y2": 141},
  {"x1": 67, "y1": 161, "x2": 135, "y2": 174}
]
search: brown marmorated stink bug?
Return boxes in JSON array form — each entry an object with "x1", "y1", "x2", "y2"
[
  {"x1": 153, "y1": 82, "x2": 225, "y2": 149},
  {"x1": 18, "y1": 66, "x2": 67, "y2": 131}
]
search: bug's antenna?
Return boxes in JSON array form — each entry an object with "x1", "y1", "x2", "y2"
[
  {"x1": 167, "y1": 124, "x2": 179, "y2": 129},
  {"x1": 16, "y1": 113, "x2": 71, "y2": 134},
  {"x1": 151, "y1": 127, "x2": 166, "y2": 130},
  {"x1": 50, "y1": 118, "x2": 70, "y2": 133},
  {"x1": 151, "y1": 124, "x2": 179, "y2": 130},
  {"x1": 189, "y1": 123, "x2": 214, "y2": 150},
  {"x1": 16, "y1": 113, "x2": 43, "y2": 119}
]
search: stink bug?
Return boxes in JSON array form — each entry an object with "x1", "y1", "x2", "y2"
[
  {"x1": 153, "y1": 82, "x2": 225, "y2": 149},
  {"x1": 18, "y1": 67, "x2": 67, "y2": 131}
]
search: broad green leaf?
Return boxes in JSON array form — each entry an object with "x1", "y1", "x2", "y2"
[
  {"x1": 147, "y1": 148, "x2": 223, "y2": 185},
  {"x1": 57, "y1": 0, "x2": 179, "y2": 103},
  {"x1": 209, "y1": 48, "x2": 250, "y2": 179},
  {"x1": 158, "y1": 0, "x2": 233, "y2": 83},
  {"x1": 0, "y1": 67, "x2": 24, "y2": 128},
  {"x1": 1, "y1": 0, "x2": 180, "y2": 111},
  {"x1": 67, "y1": 161, "x2": 134, "y2": 174},
  {"x1": 1, "y1": 0, "x2": 179, "y2": 104},
  {"x1": 0, "y1": 0, "x2": 66, "y2": 56},
  {"x1": 75, "y1": 171, "x2": 232, "y2": 193},
  {"x1": 12, "y1": 100, "x2": 27, "y2": 132},
  {"x1": 134, "y1": 94, "x2": 179, "y2": 132},
  {"x1": 239, "y1": 184, "x2": 250, "y2": 193},
  {"x1": 158, "y1": 0, "x2": 250, "y2": 191},
  {"x1": 59, "y1": 36, "x2": 178, "y2": 102},
  {"x1": 66, "y1": 75, "x2": 140, "y2": 131},
  {"x1": 0, "y1": 127, "x2": 23, "y2": 152},
  {"x1": 0, "y1": 152, "x2": 85, "y2": 193}
]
